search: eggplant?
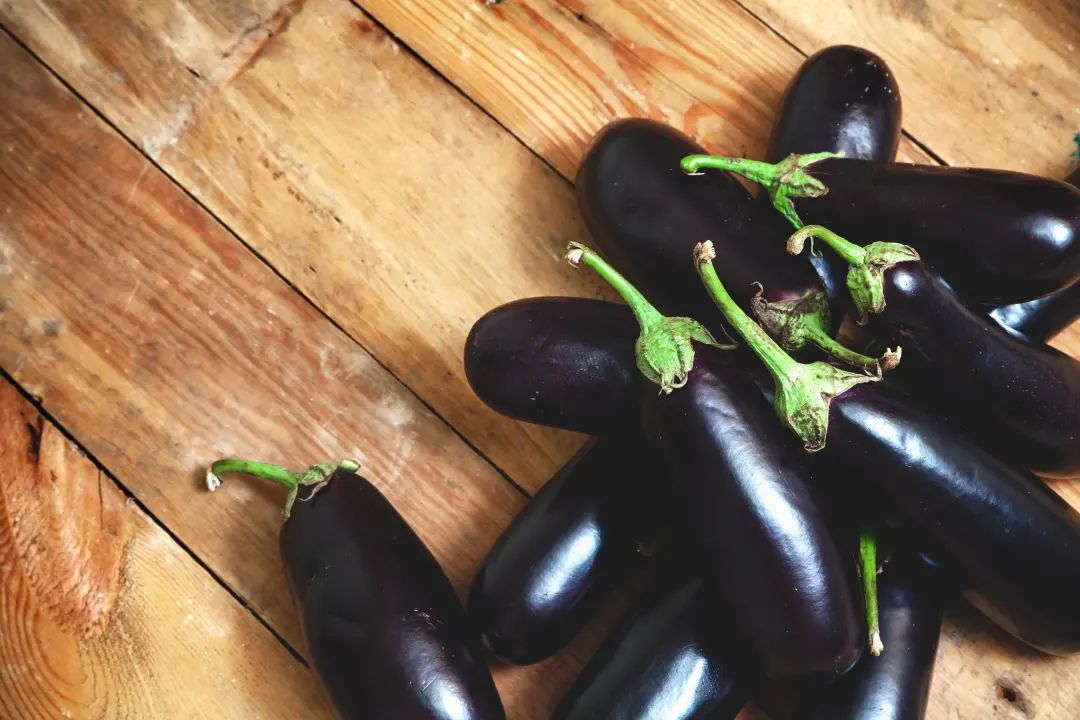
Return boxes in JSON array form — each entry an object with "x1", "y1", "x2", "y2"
[
  {"x1": 682, "y1": 156, "x2": 1080, "y2": 305},
  {"x1": 694, "y1": 244, "x2": 1080, "y2": 654},
  {"x1": 786, "y1": 225, "x2": 1080, "y2": 478},
  {"x1": 468, "y1": 436, "x2": 661, "y2": 664},
  {"x1": 558, "y1": 246, "x2": 863, "y2": 683},
  {"x1": 764, "y1": 45, "x2": 902, "y2": 308},
  {"x1": 206, "y1": 458, "x2": 505, "y2": 720},
  {"x1": 792, "y1": 550, "x2": 944, "y2": 720},
  {"x1": 470, "y1": 289, "x2": 1080, "y2": 654},
  {"x1": 553, "y1": 571, "x2": 747, "y2": 720},
  {"x1": 578, "y1": 118, "x2": 886, "y2": 374},
  {"x1": 990, "y1": 168, "x2": 1080, "y2": 340},
  {"x1": 465, "y1": 297, "x2": 639, "y2": 435}
]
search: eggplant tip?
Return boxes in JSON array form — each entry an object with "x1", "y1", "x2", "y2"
[
  {"x1": 869, "y1": 630, "x2": 884, "y2": 656},
  {"x1": 693, "y1": 240, "x2": 716, "y2": 264},
  {"x1": 565, "y1": 246, "x2": 584, "y2": 267},
  {"x1": 205, "y1": 469, "x2": 222, "y2": 492}
]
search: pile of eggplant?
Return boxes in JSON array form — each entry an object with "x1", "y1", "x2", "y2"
[{"x1": 467, "y1": 46, "x2": 1080, "y2": 719}]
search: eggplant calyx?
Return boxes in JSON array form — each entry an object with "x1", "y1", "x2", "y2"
[
  {"x1": 695, "y1": 241, "x2": 879, "y2": 450},
  {"x1": 566, "y1": 242, "x2": 729, "y2": 393},
  {"x1": 859, "y1": 527, "x2": 884, "y2": 656},
  {"x1": 788, "y1": 225, "x2": 920, "y2": 323},
  {"x1": 207, "y1": 457, "x2": 361, "y2": 517},
  {"x1": 751, "y1": 286, "x2": 895, "y2": 375},
  {"x1": 681, "y1": 151, "x2": 843, "y2": 228}
]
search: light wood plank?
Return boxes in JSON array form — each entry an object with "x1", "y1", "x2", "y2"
[
  {"x1": 0, "y1": 31, "x2": 607, "y2": 717},
  {"x1": 739, "y1": 0, "x2": 1080, "y2": 174},
  {"x1": 0, "y1": 380, "x2": 336, "y2": 719},
  {"x1": 0, "y1": 0, "x2": 616, "y2": 491}
]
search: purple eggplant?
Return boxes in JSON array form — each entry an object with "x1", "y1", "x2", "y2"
[
  {"x1": 578, "y1": 118, "x2": 886, "y2": 374},
  {"x1": 682, "y1": 156, "x2": 1080, "y2": 305},
  {"x1": 786, "y1": 225, "x2": 1080, "y2": 478},
  {"x1": 465, "y1": 297, "x2": 638, "y2": 435},
  {"x1": 991, "y1": 168, "x2": 1080, "y2": 340},
  {"x1": 694, "y1": 244, "x2": 1080, "y2": 654},
  {"x1": 557, "y1": 246, "x2": 863, "y2": 683},
  {"x1": 206, "y1": 459, "x2": 505, "y2": 720},
  {"x1": 467, "y1": 436, "x2": 661, "y2": 664},
  {"x1": 792, "y1": 550, "x2": 944, "y2": 720},
  {"x1": 553, "y1": 571, "x2": 747, "y2": 720}
]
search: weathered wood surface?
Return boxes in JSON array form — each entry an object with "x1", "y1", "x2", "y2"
[
  {"x1": 1, "y1": 0, "x2": 1079, "y2": 717},
  {"x1": 0, "y1": 381, "x2": 336, "y2": 719},
  {"x1": 0, "y1": 29, "x2": 611, "y2": 717}
]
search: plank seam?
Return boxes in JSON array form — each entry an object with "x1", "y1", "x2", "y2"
[
  {"x1": 0, "y1": 22, "x2": 530, "y2": 502},
  {"x1": 0, "y1": 367, "x2": 311, "y2": 670}
]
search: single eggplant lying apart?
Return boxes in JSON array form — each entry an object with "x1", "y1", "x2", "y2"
[
  {"x1": 469, "y1": 291, "x2": 1080, "y2": 655},
  {"x1": 468, "y1": 436, "x2": 661, "y2": 664},
  {"x1": 991, "y1": 168, "x2": 1080, "y2": 340},
  {"x1": 765, "y1": 44, "x2": 902, "y2": 307},
  {"x1": 206, "y1": 459, "x2": 505, "y2": 720},
  {"x1": 553, "y1": 571, "x2": 747, "y2": 720},
  {"x1": 695, "y1": 244, "x2": 1080, "y2": 654},
  {"x1": 792, "y1": 550, "x2": 944, "y2": 720},
  {"x1": 682, "y1": 154, "x2": 1080, "y2": 305},
  {"x1": 578, "y1": 118, "x2": 884, "y2": 373},
  {"x1": 787, "y1": 225, "x2": 1080, "y2": 478}
]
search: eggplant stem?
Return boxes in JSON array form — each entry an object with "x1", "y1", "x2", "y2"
[
  {"x1": 788, "y1": 225, "x2": 920, "y2": 322},
  {"x1": 207, "y1": 457, "x2": 360, "y2": 517},
  {"x1": 696, "y1": 241, "x2": 879, "y2": 451},
  {"x1": 566, "y1": 242, "x2": 725, "y2": 394},
  {"x1": 681, "y1": 151, "x2": 843, "y2": 228},
  {"x1": 860, "y1": 526, "x2": 883, "y2": 656}
]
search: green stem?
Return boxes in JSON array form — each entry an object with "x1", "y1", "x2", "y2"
[
  {"x1": 566, "y1": 243, "x2": 723, "y2": 393},
  {"x1": 682, "y1": 151, "x2": 842, "y2": 228},
  {"x1": 207, "y1": 457, "x2": 360, "y2": 517},
  {"x1": 695, "y1": 240, "x2": 880, "y2": 451},
  {"x1": 693, "y1": 244, "x2": 799, "y2": 386},
  {"x1": 788, "y1": 225, "x2": 866, "y2": 266},
  {"x1": 860, "y1": 526, "x2": 883, "y2": 656},
  {"x1": 787, "y1": 225, "x2": 920, "y2": 321},
  {"x1": 565, "y1": 243, "x2": 664, "y2": 331}
]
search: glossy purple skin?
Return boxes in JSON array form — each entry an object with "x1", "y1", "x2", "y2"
[
  {"x1": 990, "y1": 169, "x2": 1080, "y2": 340},
  {"x1": 464, "y1": 297, "x2": 638, "y2": 435},
  {"x1": 472, "y1": 297, "x2": 1080, "y2": 654},
  {"x1": 793, "y1": 552, "x2": 944, "y2": 720},
  {"x1": 766, "y1": 46, "x2": 901, "y2": 164},
  {"x1": 554, "y1": 573, "x2": 747, "y2": 720},
  {"x1": 873, "y1": 261, "x2": 1080, "y2": 478},
  {"x1": 468, "y1": 436, "x2": 661, "y2": 665},
  {"x1": 641, "y1": 344, "x2": 861, "y2": 682},
  {"x1": 281, "y1": 470, "x2": 505, "y2": 720},
  {"x1": 820, "y1": 384, "x2": 1080, "y2": 654},
  {"x1": 789, "y1": 158, "x2": 1080, "y2": 304},
  {"x1": 577, "y1": 118, "x2": 836, "y2": 336},
  {"x1": 765, "y1": 45, "x2": 901, "y2": 306}
]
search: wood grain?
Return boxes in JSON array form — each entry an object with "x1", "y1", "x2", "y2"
[
  {"x1": 740, "y1": 0, "x2": 1080, "y2": 174},
  {"x1": 0, "y1": 0, "x2": 616, "y2": 491},
  {"x1": 0, "y1": 380, "x2": 337, "y2": 719},
  {"x1": 0, "y1": 30, "x2": 614, "y2": 717}
]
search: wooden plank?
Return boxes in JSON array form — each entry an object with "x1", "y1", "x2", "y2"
[
  {"x1": 0, "y1": 0, "x2": 614, "y2": 491},
  {"x1": 0, "y1": 380, "x2": 336, "y2": 719},
  {"x1": 739, "y1": 0, "x2": 1080, "y2": 174},
  {"x1": 0, "y1": 31, "x2": 608, "y2": 717}
]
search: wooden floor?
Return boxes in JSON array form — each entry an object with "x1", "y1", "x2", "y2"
[{"x1": 0, "y1": 1, "x2": 1078, "y2": 718}]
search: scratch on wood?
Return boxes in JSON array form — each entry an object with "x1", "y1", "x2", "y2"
[{"x1": 126, "y1": 163, "x2": 152, "y2": 204}]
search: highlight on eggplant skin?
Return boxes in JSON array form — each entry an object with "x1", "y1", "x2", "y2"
[
  {"x1": 792, "y1": 551, "x2": 945, "y2": 720},
  {"x1": 552, "y1": 571, "x2": 747, "y2": 720},
  {"x1": 467, "y1": 436, "x2": 661, "y2": 665}
]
